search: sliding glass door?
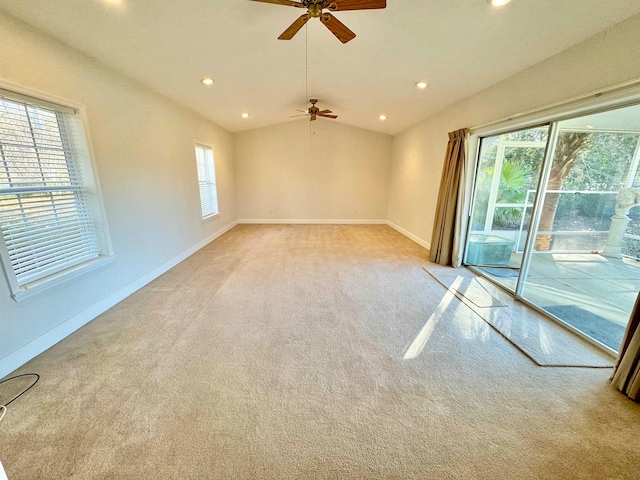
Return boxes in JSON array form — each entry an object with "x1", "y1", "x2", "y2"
[
  {"x1": 465, "y1": 103, "x2": 640, "y2": 352},
  {"x1": 466, "y1": 126, "x2": 549, "y2": 291}
]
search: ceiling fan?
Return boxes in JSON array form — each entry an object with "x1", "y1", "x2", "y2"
[
  {"x1": 292, "y1": 99, "x2": 338, "y2": 121},
  {"x1": 249, "y1": 0, "x2": 387, "y2": 44}
]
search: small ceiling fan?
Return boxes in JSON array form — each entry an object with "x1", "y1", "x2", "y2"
[
  {"x1": 249, "y1": 0, "x2": 387, "y2": 44},
  {"x1": 292, "y1": 99, "x2": 338, "y2": 121}
]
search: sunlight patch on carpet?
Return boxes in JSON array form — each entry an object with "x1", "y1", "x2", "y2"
[
  {"x1": 404, "y1": 278, "x2": 460, "y2": 360},
  {"x1": 422, "y1": 267, "x2": 507, "y2": 308},
  {"x1": 422, "y1": 264, "x2": 614, "y2": 368}
]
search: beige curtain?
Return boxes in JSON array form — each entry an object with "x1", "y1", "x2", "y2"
[
  {"x1": 611, "y1": 292, "x2": 640, "y2": 401},
  {"x1": 430, "y1": 128, "x2": 469, "y2": 265}
]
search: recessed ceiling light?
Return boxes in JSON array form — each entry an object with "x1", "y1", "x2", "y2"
[
  {"x1": 379, "y1": 115, "x2": 387, "y2": 121},
  {"x1": 200, "y1": 78, "x2": 214, "y2": 86},
  {"x1": 241, "y1": 113, "x2": 250, "y2": 119},
  {"x1": 489, "y1": 0, "x2": 512, "y2": 7},
  {"x1": 416, "y1": 81, "x2": 428, "y2": 89}
]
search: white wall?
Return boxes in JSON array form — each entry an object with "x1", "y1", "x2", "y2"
[
  {"x1": 387, "y1": 13, "x2": 640, "y2": 247},
  {"x1": 0, "y1": 15, "x2": 237, "y2": 375},
  {"x1": 235, "y1": 120, "x2": 392, "y2": 222}
]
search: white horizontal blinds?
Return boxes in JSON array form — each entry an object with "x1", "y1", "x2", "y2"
[
  {"x1": 0, "y1": 96, "x2": 99, "y2": 286},
  {"x1": 195, "y1": 144, "x2": 218, "y2": 217}
]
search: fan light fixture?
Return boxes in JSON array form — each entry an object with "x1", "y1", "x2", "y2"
[
  {"x1": 489, "y1": 0, "x2": 512, "y2": 7},
  {"x1": 200, "y1": 78, "x2": 214, "y2": 86},
  {"x1": 291, "y1": 99, "x2": 338, "y2": 122}
]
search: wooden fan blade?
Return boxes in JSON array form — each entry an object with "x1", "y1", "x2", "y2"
[
  {"x1": 249, "y1": 0, "x2": 305, "y2": 8},
  {"x1": 328, "y1": 0, "x2": 386, "y2": 11},
  {"x1": 319, "y1": 113, "x2": 338, "y2": 119},
  {"x1": 319, "y1": 110, "x2": 333, "y2": 114},
  {"x1": 278, "y1": 14, "x2": 310, "y2": 40},
  {"x1": 320, "y1": 13, "x2": 356, "y2": 44}
]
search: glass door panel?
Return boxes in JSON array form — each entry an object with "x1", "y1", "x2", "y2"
[
  {"x1": 519, "y1": 104, "x2": 640, "y2": 350},
  {"x1": 466, "y1": 126, "x2": 549, "y2": 292}
]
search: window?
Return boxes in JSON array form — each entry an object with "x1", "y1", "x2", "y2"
[
  {"x1": 195, "y1": 143, "x2": 218, "y2": 218},
  {"x1": 465, "y1": 101, "x2": 640, "y2": 353},
  {"x1": 0, "y1": 87, "x2": 112, "y2": 299}
]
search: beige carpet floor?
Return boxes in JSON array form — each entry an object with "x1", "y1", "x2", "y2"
[{"x1": 1, "y1": 224, "x2": 639, "y2": 479}]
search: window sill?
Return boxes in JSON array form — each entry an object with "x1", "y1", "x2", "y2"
[
  {"x1": 12, "y1": 255, "x2": 116, "y2": 302},
  {"x1": 202, "y1": 212, "x2": 220, "y2": 222}
]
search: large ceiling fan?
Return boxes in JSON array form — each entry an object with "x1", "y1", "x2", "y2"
[
  {"x1": 292, "y1": 99, "x2": 338, "y2": 121},
  {"x1": 249, "y1": 0, "x2": 387, "y2": 44}
]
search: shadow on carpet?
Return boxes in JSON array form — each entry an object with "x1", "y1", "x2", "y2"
[{"x1": 423, "y1": 264, "x2": 614, "y2": 368}]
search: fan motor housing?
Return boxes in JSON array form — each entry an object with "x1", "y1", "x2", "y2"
[{"x1": 308, "y1": 4, "x2": 323, "y2": 17}]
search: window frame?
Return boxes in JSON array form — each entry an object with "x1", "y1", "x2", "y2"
[
  {"x1": 193, "y1": 141, "x2": 219, "y2": 220},
  {"x1": 0, "y1": 80, "x2": 114, "y2": 301},
  {"x1": 462, "y1": 80, "x2": 640, "y2": 356}
]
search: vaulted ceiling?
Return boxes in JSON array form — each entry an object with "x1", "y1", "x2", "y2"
[{"x1": 1, "y1": 0, "x2": 639, "y2": 135}]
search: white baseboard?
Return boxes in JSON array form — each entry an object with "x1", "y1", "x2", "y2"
[
  {"x1": 0, "y1": 221, "x2": 239, "y2": 379},
  {"x1": 386, "y1": 221, "x2": 431, "y2": 251},
  {"x1": 238, "y1": 219, "x2": 387, "y2": 225},
  {"x1": 237, "y1": 218, "x2": 430, "y2": 251}
]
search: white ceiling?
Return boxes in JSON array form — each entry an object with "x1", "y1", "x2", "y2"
[{"x1": 1, "y1": 0, "x2": 640, "y2": 135}]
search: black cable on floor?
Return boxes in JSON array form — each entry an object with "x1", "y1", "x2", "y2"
[{"x1": 0, "y1": 373, "x2": 39, "y2": 407}]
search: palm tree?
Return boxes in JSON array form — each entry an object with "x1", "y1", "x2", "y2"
[{"x1": 493, "y1": 160, "x2": 533, "y2": 228}]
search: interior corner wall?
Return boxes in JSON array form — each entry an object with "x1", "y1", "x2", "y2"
[
  {"x1": 234, "y1": 120, "x2": 392, "y2": 222},
  {"x1": 387, "y1": 13, "x2": 640, "y2": 248},
  {"x1": 0, "y1": 15, "x2": 237, "y2": 376}
]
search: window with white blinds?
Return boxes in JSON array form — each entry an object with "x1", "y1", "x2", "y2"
[
  {"x1": 0, "y1": 90, "x2": 109, "y2": 296},
  {"x1": 195, "y1": 143, "x2": 219, "y2": 218}
]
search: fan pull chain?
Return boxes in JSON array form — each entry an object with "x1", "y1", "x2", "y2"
[
  {"x1": 305, "y1": 23, "x2": 308, "y2": 102},
  {"x1": 306, "y1": 23, "x2": 311, "y2": 152}
]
